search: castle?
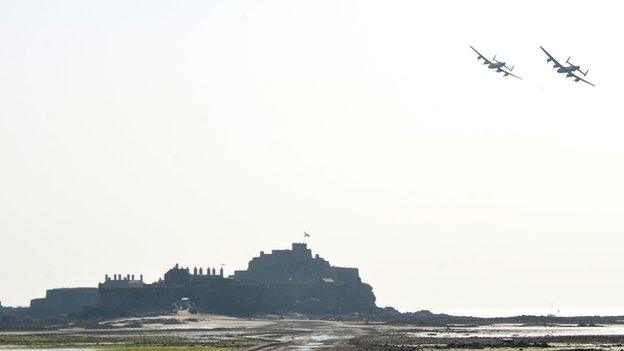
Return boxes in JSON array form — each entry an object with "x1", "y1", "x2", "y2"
[{"x1": 96, "y1": 243, "x2": 377, "y2": 315}]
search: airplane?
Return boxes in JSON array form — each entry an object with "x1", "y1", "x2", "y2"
[
  {"x1": 539, "y1": 46, "x2": 595, "y2": 86},
  {"x1": 469, "y1": 46, "x2": 522, "y2": 79}
]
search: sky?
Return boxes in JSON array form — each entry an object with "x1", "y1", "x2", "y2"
[{"x1": 1, "y1": 1, "x2": 624, "y2": 314}]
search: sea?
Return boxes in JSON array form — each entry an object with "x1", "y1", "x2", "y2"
[{"x1": 430, "y1": 306, "x2": 624, "y2": 317}]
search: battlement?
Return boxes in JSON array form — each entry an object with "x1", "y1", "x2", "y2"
[
  {"x1": 160, "y1": 264, "x2": 225, "y2": 287},
  {"x1": 101, "y1": 273, "x2": 145, "y2": 288}
]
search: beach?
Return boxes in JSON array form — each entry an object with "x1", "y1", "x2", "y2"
[{"x1": 2, "y1": 312, "x2": 624, "y2": 351}]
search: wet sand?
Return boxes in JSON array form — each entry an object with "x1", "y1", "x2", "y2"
[{"x1": 2, "y1": 312, "x2": 624, "y2": 351}]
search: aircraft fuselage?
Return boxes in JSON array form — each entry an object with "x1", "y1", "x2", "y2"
[
  {"x1": 557, "y1": 65, "x2": 579, "y2": 74},
  {"x1": 488, "y1": 62, "x2": 505, "y2": 69}
]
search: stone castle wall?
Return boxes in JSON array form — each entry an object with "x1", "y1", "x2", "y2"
[
  {"x1": 29, "y1": 288, "x2": 99, "y2": 316},
  {"x1": 98, "y1": 285, "x2": 185, "y2": 313}
]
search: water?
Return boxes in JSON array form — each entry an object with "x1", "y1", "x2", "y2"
[
  {"x1": 430, "y1": 306, "x2": 624, "y2": 318},
  {"x1": 410, "y1": 324, "x2": 624, "y2": 338},
  {"x1": 293, "y1": 333, "x2": 336, "y2": 350}
]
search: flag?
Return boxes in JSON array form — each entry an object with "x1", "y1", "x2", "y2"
[{"x1": 304, "y1": 232, "x2": 310, "y2": 238}]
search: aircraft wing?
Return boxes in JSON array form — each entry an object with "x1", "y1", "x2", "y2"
[
  {"x1": 569, "y1": 72, "x2": 596, "y2": 87},
  {"x1": 540, "y1": 46, "x2": 562, "y2": 67},
  {"x1": 502, "y1": 70, "x2": 523, "y2": 80},
  {"x1": 470, "y1": 45, "x2": 491, "y2": 64}
]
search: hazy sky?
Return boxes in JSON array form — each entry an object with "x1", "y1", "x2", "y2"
[{"x1": 1, "y1": 1, "x2": 624, "y2": 313}]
